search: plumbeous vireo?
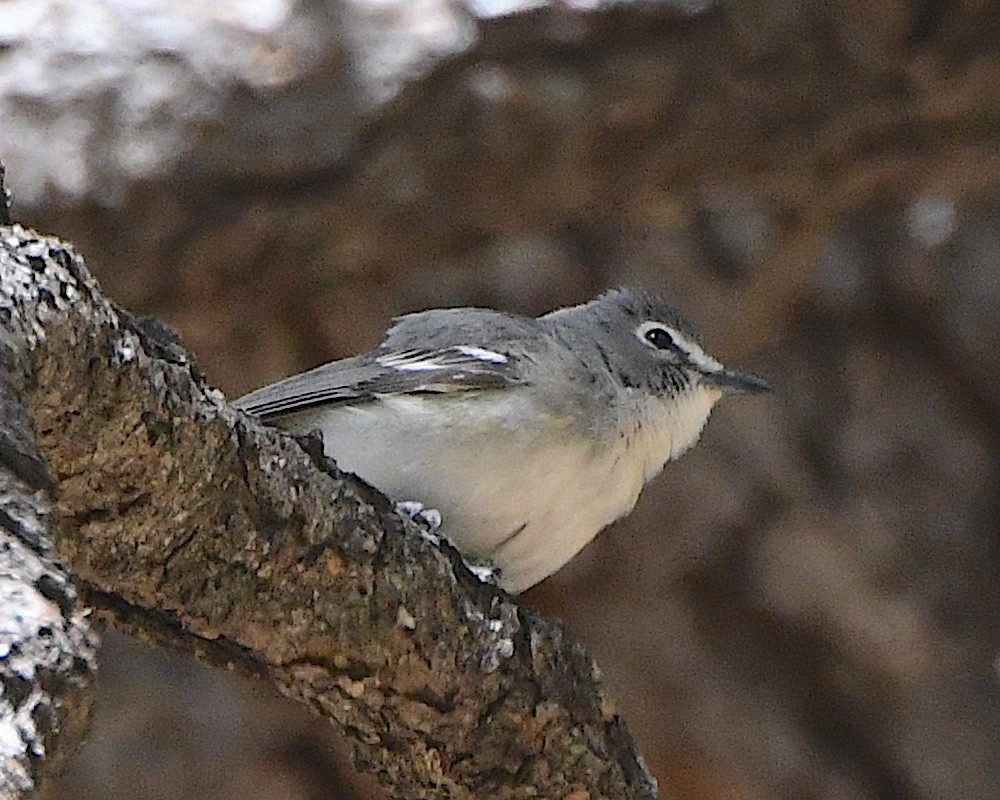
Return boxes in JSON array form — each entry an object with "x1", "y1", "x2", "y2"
[{"x1": 235, "y1": 288, "x2": 769, "y2": 593}]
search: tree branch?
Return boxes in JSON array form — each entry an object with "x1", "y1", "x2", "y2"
[
  {"x1": 0, "y1": 231, "x2": 98, "y2": 796},
  {"x1": 0, "y1": 216, "x2": 659, "y2": 798}
]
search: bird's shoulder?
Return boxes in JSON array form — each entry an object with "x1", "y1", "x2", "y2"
[{"x1": 381, "y1": 306, "x2": 539, "y2": 350}]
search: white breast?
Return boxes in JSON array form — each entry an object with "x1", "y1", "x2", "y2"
[{"x1": 286, "y1": 385, "x2": 720, "y2": 593}]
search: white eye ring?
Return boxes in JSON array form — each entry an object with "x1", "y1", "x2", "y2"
[
  {"x1": 636, "y1": 321, "x2": 682, "y2": 352},
  {"x1": 636, "y1": 320, "x2": 726, "y2": 373}
]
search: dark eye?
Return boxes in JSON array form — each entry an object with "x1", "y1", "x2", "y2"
[{"x1": 644, "y1": 326, "x2": 677, "y2": 351}]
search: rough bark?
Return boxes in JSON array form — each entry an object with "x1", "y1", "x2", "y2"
[
  {"x1": 0, "y1": 234, "x2": 98, "y2": 796},
  {"x1": 0, "y1": 216, "x2": 659, "y2": 798}
]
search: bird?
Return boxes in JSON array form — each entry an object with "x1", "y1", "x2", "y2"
[{"x1": 234, "y1": 287, "x2": 770, "y2": 593}]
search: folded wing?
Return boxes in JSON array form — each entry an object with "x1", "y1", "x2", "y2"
[{"x1": 234, "y1": 307, "x2": 539, "y2": 420}]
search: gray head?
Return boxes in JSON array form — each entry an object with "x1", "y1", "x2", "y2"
[{"x1": 542, "y1": 287, "x2": 770, "y2": 398}]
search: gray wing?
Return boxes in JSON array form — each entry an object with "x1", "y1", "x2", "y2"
[{"x1": 234, "y1": 307, "x2": 540, "y2": 420}]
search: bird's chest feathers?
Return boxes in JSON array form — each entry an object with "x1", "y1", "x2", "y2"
[
  {"x1": 296, "y1": 386, "x2": 719, "y2": 592},
  {"x1": 445, "y1": 385, "x2": 721, "y2": 536},
  {"x1": 320, "y1": 387, "x2": 719, "y2": 522},
  {"x1": 621, "y1": 386, "x2": 721, "y2": 483}
]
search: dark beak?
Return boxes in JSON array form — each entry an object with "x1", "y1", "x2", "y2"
[{"x1": 703, "y1": 368, "x2": 771, "y2": 394}]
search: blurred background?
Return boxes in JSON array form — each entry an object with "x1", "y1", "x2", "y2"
[{"x1": 3, "y1": 0, "x2": 998, "y2": 798}]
